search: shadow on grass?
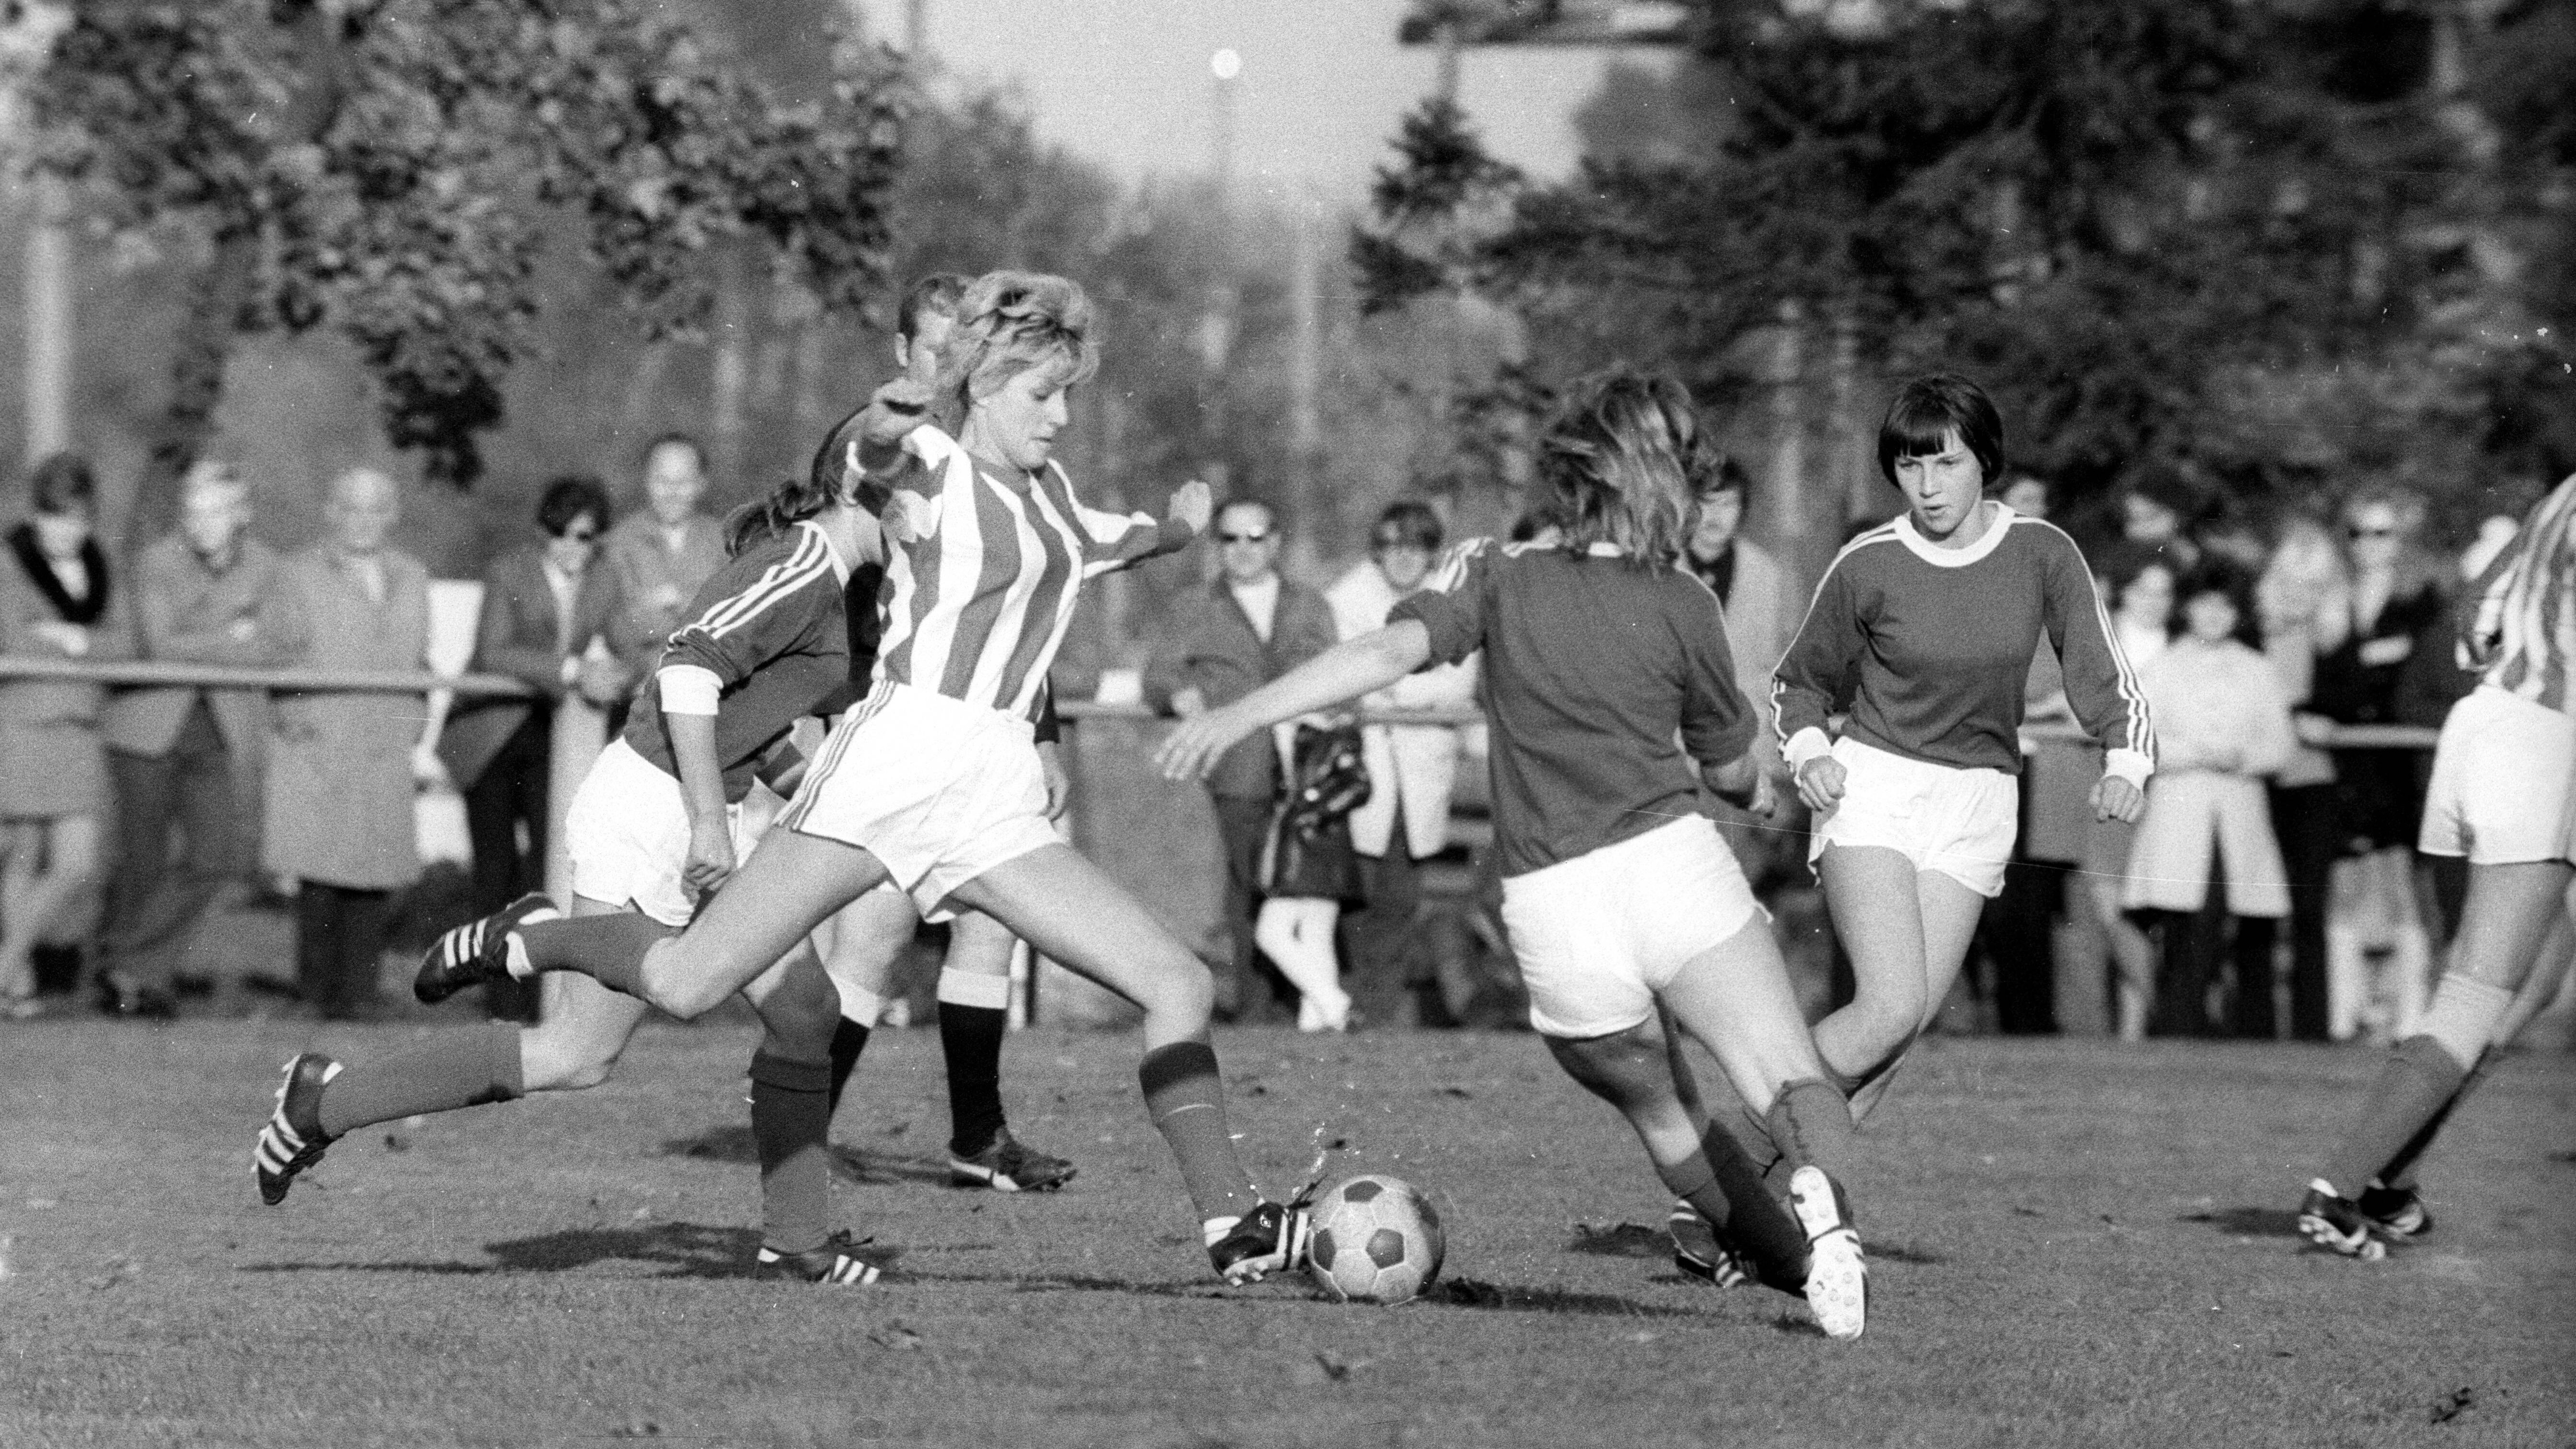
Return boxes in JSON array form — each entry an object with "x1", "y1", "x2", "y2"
[
  {"x1": 1562, "y1": 1220, "x2": 1944, "y2": 1268},
  {"x1": 874, "y1": 1266, "x2": 1722, "y2": 1319},
  {"x1": 655, "y1": 1126, "x2": 953, "y2": 1188},
  {"x1": 2177, "y1": 1206, "x2": 2304, "y2": 1239},
  {"x1": 239, "y1": 1221, "x2": 766, "y2": 1279}
]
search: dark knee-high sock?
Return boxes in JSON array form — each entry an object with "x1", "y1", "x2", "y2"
[
  {"x1": 1137, "y1": 1039, "x2": 1258, "y2": 1223},
  {"x1": 940, "y1": 1002, "x2": 1009, "y2": 1156},
  {"x1": 1766, "y1": 1078, "x2": 1862, "y2": 1205},
  {"x1": 315, "y1": 1024, "x2": 524, "y2": 1138},
  {"x1": 2381, "y1": 1048, "x2": 2496, "y2": 1191},
  {"x1": 2322, "y1": 1035, "x2": 2469, "y2": 1197},
  {"x1": 1662, "y1": 1121, "x2": 1812, "y2": 1294},
  {"x1": 516, "y1": 915, "x2": 671, "y2": 998},
  {"x1": 750, "y1": 1050, "x2": 835, "y2": 1255},
  {"x1": 825, "y1": 1018, "x2": 872, "y2": 1119}
]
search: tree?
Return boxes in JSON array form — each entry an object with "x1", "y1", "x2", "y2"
[
  {"x1": 23, "y1": 0, "x2": 903, "y2": 543},
  {"x1": 1358, "y1": 0, "x2": 2575, "y2": 537}
]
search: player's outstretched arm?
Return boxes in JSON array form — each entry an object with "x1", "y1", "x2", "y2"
[{"x1": 1156, "y1": 620, "x2": 1433, "y2": 782}]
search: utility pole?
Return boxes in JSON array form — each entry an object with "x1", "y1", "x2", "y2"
[
  {"x1": 1197, "y1": 47, "x2": 1242, "y2": 501},
  {"x1": 23, "y1": 172, "x2": 71, "y2": 461}
]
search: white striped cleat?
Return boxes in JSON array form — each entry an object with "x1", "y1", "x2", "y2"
[
  {"x1": 254, "y1": 1053, "x2": 344, "y2": 1206},
  {"x1": 414, "y1": 893, "x2": 558, "y2": 1004},
  {"x1": 753, "y1": 1231, "x2": 885, "y2": 1285},
  {"x1": 1789, "y1": 1165, "x2": 1867, "y2": 1340}
]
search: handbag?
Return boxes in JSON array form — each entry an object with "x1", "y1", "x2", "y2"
[{"x1": 1257, "y1": 721, "x2": 1370, "y2": 895}]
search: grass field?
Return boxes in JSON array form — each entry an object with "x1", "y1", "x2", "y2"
[{"x1": 2, "y1": 1019, "x2": 2570, "y2": 1448}]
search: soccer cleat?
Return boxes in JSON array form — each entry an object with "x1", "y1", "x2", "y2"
[
  {"x1": 254, "y1": 1053, "x2": 344, "y2": 1205},
  {"x1": 948, "y1": 1129, "x2": 1078, "y2": 1193},
  {"x1": 1788, "y1": 1165, "x2": 1866, "y2": 1340},
  {"x1": 414, "y1": 894, "x2": 558, "y2": 1004},
  {"x1": 1207, "y1": 1200, "x2": 1311, "y2": 1285},
  {"x1": 2357, "y1": 1181, "x2": 2431, "y2": 1240},
  {"x1": 752, "y1": 1230, "x2": 884, "y2": 1285},
  {"x1": 2298, "y1": 1179, "x2": 2388, "y2": 1260},
  {"x1": 1669, "y1": 1198, "x2": 1750, "y2": 1289}
]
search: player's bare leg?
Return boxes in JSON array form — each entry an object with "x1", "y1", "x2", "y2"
[
  {"x1": 2303, "y1": 858, "x2": 2572, "y2": 1258},
  {"x1": 1811, "y1": 844, "x2": 1986, "y2": 1123}
]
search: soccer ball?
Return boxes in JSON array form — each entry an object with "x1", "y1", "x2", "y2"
[{"x1": 1306, "y1": 1173, "x2": 1444, "y2": 1305}]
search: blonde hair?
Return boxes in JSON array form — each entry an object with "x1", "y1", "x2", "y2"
[
  {"x1": 1538, "y1": 368, "x2": 1720, "y2": 569},
  {"x1": 2259, "y1": 514, "x2": 2353, "y2": 653},
  {"x1": 931, "y1": 271, "x2": 1099, "y2": 431}
]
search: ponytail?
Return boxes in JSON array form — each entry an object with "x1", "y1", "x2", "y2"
[{"x1": 724, "y1": 472, "x2": 842, "y2": 556}]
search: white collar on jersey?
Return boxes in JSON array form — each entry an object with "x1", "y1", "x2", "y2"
[
  {"x1": 794, "y1": 518, "x2": 854, "y2": 586},
  {"x1": 1891, "y1": 501, "x2": 2019, "y2": 568}
]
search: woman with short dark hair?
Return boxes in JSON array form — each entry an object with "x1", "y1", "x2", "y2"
[
  {"x1": 1774, "y1": 373, "x2": 2153, "y2": 1122},
  {"x1": 0, "y1": 454, "x2": 128, "y2": 1015}
]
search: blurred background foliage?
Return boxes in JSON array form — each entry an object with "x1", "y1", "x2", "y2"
[{"x1": 1360, "y1": 0, "x2": 2576, "y2": 576}]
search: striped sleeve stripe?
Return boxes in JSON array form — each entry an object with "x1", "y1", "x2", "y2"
[
  {"x1": 777, "y1": 678, "x2": 899, "y2": 835},
  {"x1": 1768, "y1": 524, "x2": 1899, "y2": 752},
  {"x1": 678, "y1": 528, "x2": 832, "y2": 644},
  {"x1": 2484, "y1": 475, "x2": 2576, "y2": 712},
  {"x1": 2032, "y1": 517, "x2": 2153, "y2": 757}
]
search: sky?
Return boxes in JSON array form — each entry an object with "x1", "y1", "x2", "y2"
[{"x1": 903, "y1": 0, "x2": 1662, "y2": 204}]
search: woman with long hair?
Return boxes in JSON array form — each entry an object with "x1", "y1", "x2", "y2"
[
  {"x1": 257, "y1": 458, "x2": 889, "y2": 1282},
  {"x1": 2256, "y1": 515, "x2": 2349, "y2": 1041},
  {"x1": 1773, "y1": 374, "x2": 2151, "y2": 1122},
  {"x1": 403, "y1": 272, "x2": 1313, "y2": 1286},
  {"x1": 1160, "y1": 368, "x2": 1873, "y2": 1340}
]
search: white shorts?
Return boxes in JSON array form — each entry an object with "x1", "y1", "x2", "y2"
[
  {"x1": 567, "y1": 739, "x2": 779, "y2": 927},
  {"x1": 1500, "y1": 815, "x2": 1765, "y2": 1039},
  {"x1": 1807, "y1": 737, "x2": 2018, "y2": 898},
  {"x1": 2418, "y1": 686, "x2": 2576, "y2": 865},
  {"x1": 778, "y1": 680, "x2": 1059, "y2": 917}
]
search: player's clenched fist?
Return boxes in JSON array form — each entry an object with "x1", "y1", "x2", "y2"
[
  {"x1": 1793, "y1": 754, "x2": 1847, "y2": 813},
  {"x1": 1167, "y1": 478, "x2": 1213, "y2": 536}
]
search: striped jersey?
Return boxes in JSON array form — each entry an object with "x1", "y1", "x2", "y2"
[
  {"x1": 623, "y1": 519, "x2": 851, "y2": 802},
  {"x1": 1773, "y1": 505, "x2": 2154, "y2": 779},
  {"x1": 2464, "y1": 472, "x2": 2576, "y2": 712},
  {"x1": 875, "y1": 424, "x2": 1195, "y2": 719}
]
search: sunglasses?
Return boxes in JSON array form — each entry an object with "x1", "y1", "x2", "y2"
[
  {"x1": 555, "y1": 526, "x2": 601, "y2": 543},
  {"x1": 1218, "y1": 530, "x2": 1270, "y2": 545},
  {"x1": 1372, "y1": 535, "x2": 1429, "y2": 552},
  {"x1": 2346, "y1": 525, "x2": 2395, "y2": 540}
]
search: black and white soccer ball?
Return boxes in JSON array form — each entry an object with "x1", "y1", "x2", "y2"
[{"x1": 1306, "y1": 1173, "x2": 1444, "y2": 1305}]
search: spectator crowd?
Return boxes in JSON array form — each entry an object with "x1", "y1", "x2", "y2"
[{"x1": 0, "y1": 436, "x2": 2555, "y2": 1050}]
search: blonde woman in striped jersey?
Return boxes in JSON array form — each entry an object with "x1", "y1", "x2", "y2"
[
  {"x1": 411, "y1": 272, "x2": 1314, "y2": 1287},
  {"x1": 2300, "y1": 473, "x2": 2576, "y2": 1258},
  {"x1": 1773, "y1": 374, "x2": 2153, "y2": 1126}
]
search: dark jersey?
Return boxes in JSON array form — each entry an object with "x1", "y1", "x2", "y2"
[
  {"x1": 1393, "y1": 538, "x2": 1754, "y2": 878},
  {"x1": 624, "y1": 520, "x2": 852, "y2": 802}
]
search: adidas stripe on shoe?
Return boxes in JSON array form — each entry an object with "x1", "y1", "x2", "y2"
[
  {"x1": 414, "y1": 893, "x2": 559, "y2": 1004},
  {"x1": 753, "y1": 1231, "x2": 884, "y2": 1285},
  {"x1": 254, "y1": 1053, "x2": 344, "y2": 1206},
  {"x1": 2298, "y1": 1180, "x2": 2389, "y2": 1260}
]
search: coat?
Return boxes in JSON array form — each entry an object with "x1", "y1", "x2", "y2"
[
  {"x1": 100, "y1": 533, "x2": 297, "y2": 762},
  {"x1": 603, "y1": 510, "x2": 727, "y2": 661},
  {"x1": 2122, "y1": 637, "x2": 2297, "y2": 917},
  {"x1": 436, "y1": 546, "x2": 628, "y2": 792},
  {"x1": 0, "y1": 525, "x2": 131, "y2": 735},
  {"x1": 1143, "y1": 574, "x2": 1338, "y2": 800},
  {"x1": 1324, "y1": 560, "x2": 1478, "y2": 858},
  {"x1": 262, "y1": 545, "x2": 431, "y2": 889},
  {"x1": 1691, "y1": 537, "x2": 1793, "y2": 764}
]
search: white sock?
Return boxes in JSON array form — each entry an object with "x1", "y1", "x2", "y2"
[
  {"x1": 1201, "y1": 1214, "x2": 1243, "y2": 1247},
  {"x1": 936, "y1": 966, "x2": 1012, "y2": 1011}
]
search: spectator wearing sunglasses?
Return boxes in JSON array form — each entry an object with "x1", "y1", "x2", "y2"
[
  {"x1": 1144, "y1": 498, "x2": 1338, "y2": 1023},
  {"x1": 1325, "y1": 501, "x2": 1480, "y2": 1026},
  {"x1": 436, "y1": 475, "x2": 635, "y2": 1020}
]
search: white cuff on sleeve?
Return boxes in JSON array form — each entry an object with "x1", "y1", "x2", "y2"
[
  {"x1": 558, "y1": 655, "x2": 582, "y2": 688},
  {"x1": 656, "y1": 664, "x2": 724, "y2": 716},
  {"x1": 1782, "y1": 727, "x2": 1834, "y2": 773},
  {"x1": 2103, "y1": 748, "x2": 2154, "y2": 787}
]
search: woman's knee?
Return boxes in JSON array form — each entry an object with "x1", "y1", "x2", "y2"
[{"x1": 520, "y1": 1031, "x2": 623, "y2": 1092}]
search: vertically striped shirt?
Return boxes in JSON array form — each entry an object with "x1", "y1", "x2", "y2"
[
  {"x1": 876, "y1": 424, "x2": 1196, "y2": 719},
  {"x1": 2466, "y1": 472, "x2": 2576, "y2": 713},
  {"x1": 1773, "y1": 505, "x2": 2154, "y2": 780}
]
